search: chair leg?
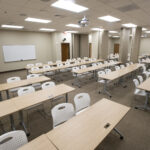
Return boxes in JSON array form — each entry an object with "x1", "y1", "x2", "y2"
[
  {"x1": 0, "y1": 121, "x2": 5, "y2": 133},
  {"x1": 114, "y1": 128, "x2": 124, "y2": 140}
]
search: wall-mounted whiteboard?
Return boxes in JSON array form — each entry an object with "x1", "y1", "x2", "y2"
[{"x1": 3, "y1": 45, "x2": 36, "y2": 62}]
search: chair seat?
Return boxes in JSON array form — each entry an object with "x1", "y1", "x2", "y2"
[
  {"x1": 98, "y1": 80, "x2": 105, "y2": 83},
  {"x1": 134, "y1": 89, "x2": 146, "y2": 96},
  {"x1": 44, "y1": 71, "x2": 55, "y2": 76}
]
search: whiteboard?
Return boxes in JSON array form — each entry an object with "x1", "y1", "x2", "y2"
[{"x1": 3, "y1": 45, "x2": 36, "y2": 62}]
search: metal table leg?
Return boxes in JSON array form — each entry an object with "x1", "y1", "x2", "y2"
[
  {"x1": 135, "y1": 92, "x2": 150, "y2": 111},
  {"x1": 66, "y1": 93, "x2": 68, "y2": 103},
  {"x1": 10, "y1": 115, "x2": 15, "y2": 130},
  {"x1": 19, "y1": 111, "x2": 30, "y2": 136},
  {"x1": 6, "y1": 90, "x2": 10, "y2": 99},
  {"x1": 114, "y1": 128, "x2": 124, "y2": 139}
]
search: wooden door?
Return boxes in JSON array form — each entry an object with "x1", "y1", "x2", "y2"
[
  {"x1": 61, "y1": 43, "x2": 70, "y2": 61},
  {"x1": 114, "y1": 44, "x2": 119, "y2": 54},
  {"x1": 89, "y1": 43, "x2": 92, "y2": 58}
]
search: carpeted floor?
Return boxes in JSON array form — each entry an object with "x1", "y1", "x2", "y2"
[{"x1": 0, "y1": 69, "x2": 150, "y2": 150}]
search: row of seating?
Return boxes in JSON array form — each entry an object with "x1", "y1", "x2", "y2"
[{"x1": 0, "y1": 92, "x2": 91, "y2": 150}]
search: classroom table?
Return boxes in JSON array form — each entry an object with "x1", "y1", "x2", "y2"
[
  {"x1": 0, "y1": 84, "x2": 75, "y2": 134},
  {"x1": 46, "y1": 98, "x2": 130, "y2": 150},
  {"x1": 72, "y1": 61, "x2": 121, "y2": 87},
  {"x1": 18, "y1": 134, "x2": 57, "y2": 150},
  {"x1": 136, "y1": 77, "x2": 150, "y2": 111},
  {"x1": 0, "y1": 76, "x2": 50, "y2": 100},
  {"x1": 98, "y1": 64, "x2": 142, "y2": 97}
]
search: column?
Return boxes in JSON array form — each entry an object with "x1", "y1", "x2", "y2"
[
  {"x1": 119, "y1": 28, "x2": 130, "y2": 63},
  {"x1": 130, "y1": 27, "x2": 142, "y2": 63},
  {"x1": 99, "y1": 30, "x2": 109, "y2": 59}
]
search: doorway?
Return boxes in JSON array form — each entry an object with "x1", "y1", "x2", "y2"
[
  {"x1": 114, "y1": 44, "x2": 119, "y2": 54},
  {"x1": 89, "y1": 43, "x2": 92, "y2": 58},
  {"x1": 61, "y1": 43, "x2": 70, "y2": 61}
]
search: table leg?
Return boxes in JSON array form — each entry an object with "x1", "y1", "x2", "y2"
[
  {"x1": 114, "y1": 128, "x2": 124, "y2": 139},
  {"x1": 0, "y1": 92, "x2": 2, "y2": 101},
  {"x1": 6, "y1": 90, "x2": 10, "y2": 99},
  {"x1": 19, "y1": 111, "x2": 30, "y2": 136},
  {"x1": 135, "y1": 92, "x2": 150, "y2": 111},
  {"x1": 66, "y1": 93, "x2": 68, "y2": 103},
  {"x1": 0, "y1": 120, "x2": 5, "y2": 132},
  {"x1": 10, "y1": 115, "x2": 15, "y2": 130}
]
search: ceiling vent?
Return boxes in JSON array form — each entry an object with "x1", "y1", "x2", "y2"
[{"x1": 117, "y1": 3, "x2": 139, "y2": 12}]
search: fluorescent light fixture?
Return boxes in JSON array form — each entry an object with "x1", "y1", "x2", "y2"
[
  {"x1": 1, "y1": 24, "x2": 24, "y2": 29},
  {"x1": 40, "y1": 28, "x2": 56, "y2": 31},
  {"x1": 122, "y1": 23, "x2": 137, "y2": 28},
  {"x1": 142, "y1": 28, "x2": 147, "y2": 31},
  {"x1": 25, "y1": 17, "x2": 51, "y2": 23},
  {"x1": 109, "y1": 30, "x2": 118, "y2": 33},
  {"x1": 91, "y1": 28, "x2": 103, "y2": 31},
  {"x1": 66, "y1": 24, "x2": 80, "y2": 28},
  {"x1": 98, "y1": 15, "x2": 120, "y2": 22},
  {"x1": 65, "y1": 30, "x2": 78, "y2": 33},
  {"x1": 145, "y1": 31, "x2": 150, "y2": 33},
  {"x1": 112, "y1": 36, "x2": 120, "y2": 38},
  {"x1": 51, "y1": 0, "x2": 88, "y2": 13}
]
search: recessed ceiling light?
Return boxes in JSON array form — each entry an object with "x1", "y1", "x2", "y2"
[
  {"x1": 109, "y1": 31, "x2": 118, "y2": 33},
  {"x1": 1, "y1": 24, "x2": 24, "y2": 29},
  {"x1": 25, "y1": 17, "x2": 51, "y2": 23},
  {"x1": 65, "y1": 30, "x2": 78, "y2": 33},
  {"x1": 40, "y1": 28, "x2": 56, "y2": 31},
  {"x1": 98, "y1": 15, "x2": 120, "y2": 22},
  {"x1": 66, "y1": 24, "x2": 80, "y2": 28},
  {"x1": 112, "y1": 36, "x2": 120, "y2": 38},
  {"x1": 122, "y1": 23, "x2": 137, "y2": 28},
  {"x1": 91, "y1": 28, "x2": 103, "y2": 31},
  {"x1": 51, "y1": 0, "x2": 88, "y2": 13},
  {"x1": 142, "y1": 28, "x2": 147, "y2": 31},
  {"x1": 145, "y1": 31, "x2": 150, "y2": 33}
]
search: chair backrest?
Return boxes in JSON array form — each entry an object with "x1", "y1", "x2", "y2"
[
  {"x1": 51, "y1": 103, "x2": 75, "y2": 128},
  {"x1": 72, "y1": 67, "x2": 79, "y2": 72},
  {"x1": 109, "y1": 60, "x2": 114, "y2": 63},
  {"x1": 126, "y1": 63, "x2": 130, "y2": 66},
  {"x1": 97, "y1": 71, "x2": 105, "y2": 76},
  {"x1": 92, "y1": 63, "x2": 97, "y2": 67},
  {"x1": 35, "y1": 63, "x2": 42, "y2": 67},
  {"x1": 26, "y1": 64, "x2": 34, "y2": 68},
  {"x1": 27, "y1": 74, "x2": 40, "y2": 79},
  {"x1": 41, "y1": 81, "x2": 55, "y2": 89},
  {"x1": 43, "y1": 65, "x2": 51, "y2": 70},
  {"x1": 17, "y1": 86, "x2": 35, "y2": 96},
  {"x1": 80, "y1": 65, "x2": 86, "y2": 69},
  {"x1": 47, "y1": 61, "x2": 53, "y2": 65},
  {"x1": 104, "y1": 61, "x2": 108, "y2": 64},
  {"x1": 115, "y1": 66, "x2": 120, "y2": 70},
  {"x1": 120, "y1": 65, "x2": 125, "y2": 69},
  {"x1": 105, "y1": 69, "x2": 111, "y2": 74},
  {"x1": 31, "y1": 67, "x2": 39, "y2": 71},
  {"x1": 57, "y1": 63, "x2": 63, "y2": 67},
  {"x1": 74, "y1": 93, "x2": 90, "y2": 113},
  {"x1": 141, "y1": 64, "x2": 146, "y2": 72},
  {"x1": 65, "y1": 62, "x2": 70, "y2": 66},
  {"x1": 137, "y1": 75, "x2": 143, "y2": 83},
  {"x1": 133, "y1": 79, "x2": 139, "y2": 88},
  {"x1": 130, "y1": 62, "x2": 133, "y2": 65},
  {"x1": 7, "y1": 77, "x2": 21, "y2": 83},
  {"x1": 0, "y1": 130, "x2": 28, "y2": 150},
  {"x1": 97, "y1": 62, "x2": 103, "y2": 65},
  {"x1": 143, "y1": 72, "x2": 149, "y2": 79}
]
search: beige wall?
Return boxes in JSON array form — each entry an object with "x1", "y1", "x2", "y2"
[
  {"x1": 0, "y1": 30, "x2": 52, "y2": 72},
  {"x1": 139, "y1": 38, "x2": 150, "y2": 55},
  {"x1": 80, "y1": 34, "x2": 89, "y2": 57}
]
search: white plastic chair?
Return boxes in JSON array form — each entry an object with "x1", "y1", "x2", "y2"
[
  {"x1": 7, "y1": 77, "x2": 21, "y2": 94},
  {"x1": 51, "y1": 103, "x2": 75, "y2": 128},
  {"x1": 0, "y1": 130, "x2": 28, "y2": 150},
  {"x1": 120, "y1": 65, "x2": 125, "y2": 69},
  {"x1": 137, "y1": 75, "x2": 143, "y2": 84},
  {"x1": 130, "y1": 62, "x2": 133, "y2": 65},
  {"x1": 92, "y1": 63, "x2": 97, "y2": 67},
  {"x1": 115, "y1": 66, "x2": 120, "y2": 71},
  {"x1": 133, "y1": 79, "x2": 146, "y2": 96},
  {"x1": 31, "y1": 67, "x2": 39, "y2": 72},
  {"x1": 17, "y1": 86, "x2": 35, "y2": 96},
  {"x1": 97, "y1": 71, "x2": 105, "y2": 83},
  {"x1": 26, "y1": 64, "x2": 34, "y2": 68},
  {"x1": 35, "y1": 63, "x2": 42, "y2": 67},
  {"x1": 97, "y1": 62, "x2": 103, "y2": 65},
  {"x1": 27, "y1": 74, "x2": 41, "y2": 90},
  {"x1": 126, "y1": 63, "x2": 130, "y2": 67},
  {"x1": 105, "y1": 69, "x2": 111, "y2": 74},
  {"x1": 104, "y1": 61, "x2": 108, "y2": 64},
  {"x1": 41, "y1": 81, "x2": 55, "y2": 89},
  {"x1": 43, "y1": 65, "x2": 55, "y2": 76},
  {"x1": 74, "y1": 93, "x2": 90, "y2": 115},
  {"x1": 80, "y1": 65, "x2": 87, "y2": 69}
]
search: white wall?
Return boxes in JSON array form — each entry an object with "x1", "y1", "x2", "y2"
[
  {"x1": 139, "y1": 38, "x2": 150, "y2": 55},
  {"x1": 0, "y1": 30, "x2": 52, "y2": 72}
]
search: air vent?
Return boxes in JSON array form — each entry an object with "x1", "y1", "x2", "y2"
[{"x1": 117, "y1": 3, "x2": 139, "y2": 12}]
